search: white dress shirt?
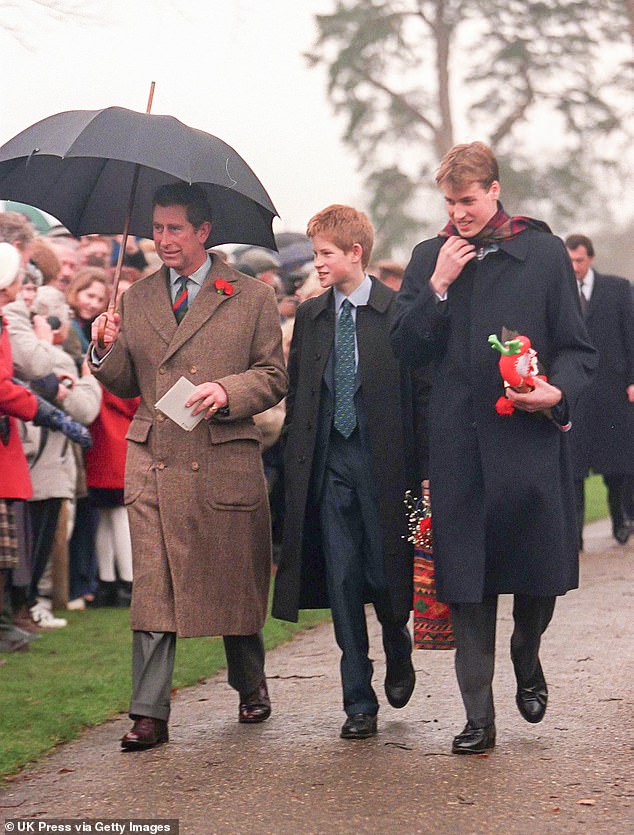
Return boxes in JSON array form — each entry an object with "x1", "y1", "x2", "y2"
[
  {"x1": 578, "y1": 267, "x2": 595, "y2": 302},
  {"x1": 168, "y1": 254, "x2": 211, "y2": 306}
]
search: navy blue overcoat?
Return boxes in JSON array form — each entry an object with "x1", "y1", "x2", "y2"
[{"x1": 391, "y1": 229, "x2": 597, "y2": 603}]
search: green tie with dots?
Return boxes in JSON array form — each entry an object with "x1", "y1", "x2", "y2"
[{"x1": 334, "y1": 298, "x2": 357, "y2": 438}]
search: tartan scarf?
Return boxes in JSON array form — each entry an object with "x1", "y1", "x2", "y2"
[{"x1": 439, "y1": 203, "x2": 550, "y2": 245}]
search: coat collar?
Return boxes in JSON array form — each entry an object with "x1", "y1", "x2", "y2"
[
  {"x1": 138, "y1": 254, "x2": 242, "y2": 362},
  {"x1": 307, "y1": 275, "x2": 392, "y2": 319},
  {"x1": 494, "y1": 232, "x2": 531, "y2": 261}
]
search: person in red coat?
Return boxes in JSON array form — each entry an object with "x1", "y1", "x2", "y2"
[
  {"x1": 84, "y1": 387, "x2": 139, "y2": 605},
  {"x1": 0, "y1": 243, "x2": 39, "y2": 651}
]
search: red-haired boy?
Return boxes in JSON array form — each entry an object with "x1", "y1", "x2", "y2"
[{"x1": 273, "y1": 205, "x2": 427, "y2": 739}]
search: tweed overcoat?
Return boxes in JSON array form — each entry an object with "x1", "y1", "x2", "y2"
[
  {"x1": 391, "y1": 229, "x2": 598, "y2": 604},
  {"x1": 568, "y1": 271, "x2": 634, "y2": 479},
  {"x1": 272, "y1": 278, "x2": 427, "y2": 623},
  {"x1": 90, "y1": 255, "x2": 287, "y2": 637}
]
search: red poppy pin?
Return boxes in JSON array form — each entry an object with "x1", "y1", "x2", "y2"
[{"x1": 214, "y1": 278, "x2": 234, "y2": 296}]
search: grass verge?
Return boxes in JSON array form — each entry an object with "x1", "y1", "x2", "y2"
[{"x1": 0, "y1": 600, "x2": 330, "y2": 782}]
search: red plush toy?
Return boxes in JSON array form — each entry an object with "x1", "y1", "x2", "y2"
[{"x1": 488, "y1": 331, "x2": 547, "y2": 416}]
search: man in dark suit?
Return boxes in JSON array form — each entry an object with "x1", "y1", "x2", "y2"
[
  {"x1": 565, "y1": 234, "x2": 634, "y2": 547},
  {"x1": 391, "y1": 142, "x2": 597, "y2": 754},
  {"x1": 273, "y1": 204, "x2": 427, "y2": 739}
]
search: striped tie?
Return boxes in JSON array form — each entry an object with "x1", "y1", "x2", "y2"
[
  {"x1": 173, "y1": 276, "x2": 189, "y2": 323},
  {"x1": 334, "y1": 298, "x2": 357, "y2": 438}
]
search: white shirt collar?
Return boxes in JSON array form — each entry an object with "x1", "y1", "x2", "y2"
[
  {"x1": 169, "y1": 254, "x2": 211, "y2": 288},
  {"x1": 333, "y1": 274, "x2": 372, "y2": 313},
  {"x1": 578, "y1": 267, "x2": 594, "y2": 299}
]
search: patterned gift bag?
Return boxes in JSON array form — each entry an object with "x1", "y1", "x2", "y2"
[{"x1": 406, "y1": 481, "x2": 454, "y2": 650}]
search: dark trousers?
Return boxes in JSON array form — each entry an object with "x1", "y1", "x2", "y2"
[
  {"x1": 28, "y1": 498, "x2": 62, "y2": 604},
  {"x1": 449, "y1": 595, "x2": 556, "y2": 727},
  {"x1": 68, "y1": 496, "x2": 98, "y2": 600},
  {"x1": 320, "y1": 429, "x2": 411, "y2": 717},
  {"x1": 130, "y1": 630, "x2": 266, "y2": 722},
  {"x1": 575, "y1": 475, "x2": 627, "y2": 545},
  {"x1": 624, "y1": 477, "x2": 634, "y2": 521}
]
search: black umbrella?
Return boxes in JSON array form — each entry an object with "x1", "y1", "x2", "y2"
[{"x1": 0, "y1": 105, "x2": 278, "y2": 251}]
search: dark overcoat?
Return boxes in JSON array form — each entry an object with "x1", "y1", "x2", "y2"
[
  {"x1": 272, "y1": 278, "x2": 426, "y2": 623},
  {"x1": 90, "y1": 256, "x2": 287, "y2": 637},
  {"x1": 391, "y1": 229, "x2": 598, "y2": 604},
  {"x1": 568, "y1": 271, "x2": 634, "y2": 478}
]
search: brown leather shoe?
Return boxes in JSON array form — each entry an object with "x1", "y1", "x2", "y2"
[
  {"x1": 239, "y1": 678, "x2": 271, "y2": 724},
  {"x1": 120, "y1": 717, "x2": 169, "y2": 750}
]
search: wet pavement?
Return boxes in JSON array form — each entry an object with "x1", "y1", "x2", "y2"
[{"x1": 1, "y1": 519, "x2": 632, "y2": 834}]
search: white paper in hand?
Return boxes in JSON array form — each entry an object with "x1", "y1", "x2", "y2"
[{"x1": 155, "y1": 376, "x2": 206, "y2": 431}]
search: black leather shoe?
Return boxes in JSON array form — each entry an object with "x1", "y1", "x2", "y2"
[
  {"x1": 452, "y1": 722, "x2": 496, "y2": 754},
  {"x1": 239, "y1": 678, "x2": 271, "y2": 724},
  {"x1": 385, "y1": 657, "x2": 416, "y2": 708},
  {"x1": 121, "y1": 717, "x2": 168, "y2": 750},
  {"x1": 516, "y1": 684, "x2": 548, "y2": 723},
  {"x1": 614, "y1": 526, "x2": 630, "y2": 545},
  {"x1": 340, "y1": 713, "x2": 378, "y2": 739}
]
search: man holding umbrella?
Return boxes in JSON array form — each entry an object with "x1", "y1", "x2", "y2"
[{"x1": 91, "y1": 183, "x2": 287, "y2": 750}]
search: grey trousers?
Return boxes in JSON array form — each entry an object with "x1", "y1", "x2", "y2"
[
  {"x1": 129, "y1": 630, "x2": 265, "y2": 721},
  {"x1": 449, "y1": 595, "x2": 556, "y2": 727}
]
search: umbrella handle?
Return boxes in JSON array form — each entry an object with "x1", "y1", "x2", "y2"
[
  {"x1": 97, "y1": 81, "x2": 156, "y2": 350},
  {"x1": 97, "y1": 166, "x2": 139, "y2": 349}
]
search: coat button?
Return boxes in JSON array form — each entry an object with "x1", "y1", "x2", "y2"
[
  {"x1": 191, "y1": 461, "x2": 200, "y2": 472},
  {"x1": 298, "y1": 455, "x2": 306, "y2": 464},
  {"x1": 189, "y1": 365, "x2": 198, "y2": 374},
  {"x1": 156, "y1": 412, "x2": 165, "y2": 423},
  {"x1": 314, "y1": 353, "x2": 321, "y2": 360},
  {"x1": 159, "y1": 366, "x2": 167, "y2": 375},
  {"x1": 156, "y1": 461, "x2": 165, "y2": 470}
]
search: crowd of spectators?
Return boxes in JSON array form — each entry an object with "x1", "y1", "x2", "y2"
[{"x1": 0, "y1": 208, "x2": 405, "y2": 652}]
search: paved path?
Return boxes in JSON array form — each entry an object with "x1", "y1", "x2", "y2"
[{"x1": 1, "y1": 520, "x2": 632, "y2": 834}]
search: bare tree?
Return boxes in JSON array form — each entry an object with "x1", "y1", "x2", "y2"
[{"x1": 308, "y1": 0, "x2": 633, "y2": 255}]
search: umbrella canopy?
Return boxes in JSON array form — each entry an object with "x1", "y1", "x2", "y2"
[
  {"x1": 275, "y1": 231, "x2": 310, "y2": 249},
  {"x1": 0, "y1": 107, "x2": 278, "y2": 249},
  {"x1": 234, "y1": 234, "x2": 313, "y2": 279},
  {"x1": 277, "y1": 238, "x2": 313, "y2": 277},
  {"x1": 0, "y1": 200, "x2": 53, "y2": 234}
]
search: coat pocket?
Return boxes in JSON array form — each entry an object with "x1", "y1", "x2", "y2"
[
  {"x1": 124, "y1": 419, "x2": 153, "y2": 505},
  {"x1": 206, "y1": 433, "x2": 265, "y2": 511},
  {"x1": 125, "y1": 418, "x2": 152, "y2": 444}
]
